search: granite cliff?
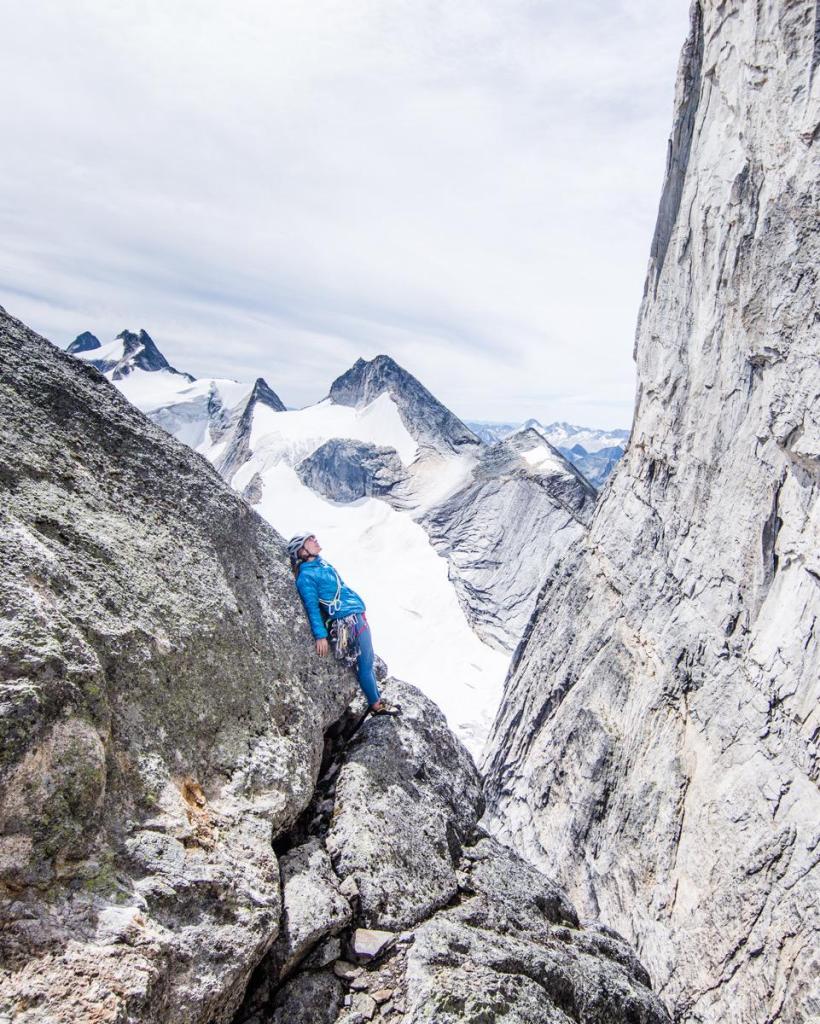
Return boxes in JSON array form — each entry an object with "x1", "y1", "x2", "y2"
[{"x1": 484, "y1": 3, "x2": 820, "y2": 1022}]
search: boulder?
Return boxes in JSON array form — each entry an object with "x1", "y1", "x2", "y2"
[
  {"x1": 401, "y1": 834, "x2": 668, "y2": 1024},
  {"x1": 325, "y1": 684, "x2": 483, "y2": 929},
  {"x1": 271, "y1": 840, "x2": 352, "y2": 978},
  {"x1": 297, "y1": 439, "x2": 407, "y2": 503}
]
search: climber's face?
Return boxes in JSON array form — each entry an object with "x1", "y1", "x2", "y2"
[{"x1": 302, "y1": 535, "x2": 321, "y2": 558}]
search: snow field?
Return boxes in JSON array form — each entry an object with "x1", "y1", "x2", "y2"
[
  {"x1": 250, "y1": 394, "x2": 418, "y2": 465},
  {"x1": 521, "y1": 443, "x2": 574, "y2": 475}
]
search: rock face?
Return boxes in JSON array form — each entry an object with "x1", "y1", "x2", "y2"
[
  {"x1": 236, "y1": 685, "x2": 670, "y2": 1024},
  {"x1": 325, "y1": 685, "x2": 482, "y2": 930},
  {"x1": 420, "y1": 430, "x2": 596, "y2": 650},
  {"x1": 66, "y1": 330, "x2": 102, "y2": 354},
  {"x1": 484, "y1": 4, "x2": 820, "y2": 1023},
  {"x1": 329, "y1": 356, "x2": 481, "y2": 454},
  {"x1": 215, "y1": 377, "x2": 288, "y2": 482},
  {"x1": 0, "y1": 307, "x2": 356, "y2": 1023},
  {"x1": 297, "y1": 440, "x2": 408, "y2": 503}
]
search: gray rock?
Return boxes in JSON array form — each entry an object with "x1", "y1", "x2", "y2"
[
  {"x1": 483, "y1": 4, "x2": 820, "y2": 1022},
  {"x1": 267, "y1": 968, "x2": 345, "y2": 1024},
  {"x1": 350, "y1": 992, "x2": 378, "y2": 1019},
  {"x1": 334, "y1": 961, "x2": 363, "y2": 981},
  {"x1": 339, "y1": 875, "x2": 360, "y2": 900},
  {"x1": 325, "y1": 684, "x2": 483, "y2": 930},
  {"x1": 271, "y1": 840, "x2": 352, "y2": 978},
  {"x1": 328, "y1": 356, "x2": 481, "y2": 454},
  {"x1": 242, "y1": 471, "x2": 265, "y2": 505},
  {"x1": 351, "y1": 929, "x2": 397, "y2": 961},
  {"x1": 401, "y1": 835, "x2": 669, "y2": 1024},
  {"x1": 297, "y1": 439, "x2": 408, "y2": 503},
  {"x1": 419, "y1": 429, "x2": 596, "y2": 650},
  {"x1": 303, "y1": 935, "x2": 342, "y2": 969},
  {"x1": 0, "y1": 308, "x2": 357, "y2": 1024},
  {"x1": 250, "y1": 683, "x2": 664, "y2": 1024}
]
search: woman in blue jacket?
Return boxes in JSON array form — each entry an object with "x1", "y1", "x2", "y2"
[{"x1": 288, "y1": 533, "x2": 399, "y2": 715}]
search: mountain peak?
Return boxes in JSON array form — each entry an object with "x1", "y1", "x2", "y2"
[
  {"x1": 67, "y1": 331, "x2": 102, "y2": 354},
  {"x1": 249, "y1": 377, "x2": 286, "y2": 413},
  {"x1": 329, "y1": 355, "x2": 480, "y2": 453},
  {"x1": 113, "y1": 328, "x2": 173, "y2": 375},
  {"x1": 66, "y1": 327, "x2": 195, "y2": 383}
]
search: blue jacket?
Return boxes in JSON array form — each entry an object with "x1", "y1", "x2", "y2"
[{"x1": 295, "y1": 557, "x2": 366, "y2": 639}]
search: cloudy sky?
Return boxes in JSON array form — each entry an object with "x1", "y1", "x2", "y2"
[{"x1": 2, "y1": 0, "x2": 690, "y2": 428}]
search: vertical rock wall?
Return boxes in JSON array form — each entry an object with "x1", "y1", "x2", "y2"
[{"x1": 484, "y1": 3, "x2": 820, "y2": 1021}]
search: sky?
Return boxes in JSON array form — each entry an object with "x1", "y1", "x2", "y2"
[{"x1": 1, "y1": 0, "x2": 691, "y2": 428}]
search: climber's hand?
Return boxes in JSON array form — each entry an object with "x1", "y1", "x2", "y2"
[{"x1": 316, "y1": 638, "x2": 329, "y2": 657}]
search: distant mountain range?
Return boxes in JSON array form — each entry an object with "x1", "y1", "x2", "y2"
[
  {"x1": 66, "y1": 327, "x2": 598, "y2": 748},
  {"x1": 466, "y1": 419, "x2": 629, "y2": 486}
]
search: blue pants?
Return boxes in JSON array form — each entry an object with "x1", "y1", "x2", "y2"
[{"x1": 353, "y1": 613, "x2": 380, "y2": 705}]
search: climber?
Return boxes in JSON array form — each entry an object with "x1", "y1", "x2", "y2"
[{"x1": 287, "y1": 533, "x2": 400, "y2": 716}]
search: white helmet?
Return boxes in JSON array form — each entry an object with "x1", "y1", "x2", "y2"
[{"x1": 287, "y1": 533, "x2": 313, "y2": 567}]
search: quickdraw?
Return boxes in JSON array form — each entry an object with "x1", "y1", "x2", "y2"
[{"x1": 328, "y1": 613, "x2": 363, "y2": 669}]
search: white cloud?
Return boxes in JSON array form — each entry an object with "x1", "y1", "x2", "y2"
[{"x1": 0, "y1": 0, "x2": 691, "y2": 427}]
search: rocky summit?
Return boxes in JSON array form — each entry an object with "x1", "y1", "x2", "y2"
[
  {"x1": 484, "y1": 3, "x2": 819, "y2": 1022},
  {"x1": 0, "y1": 307, "x2": 667, "y2": 1023},
  {"x1": 329, "y1": 355, "x2": 481, "y2": 454}
]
